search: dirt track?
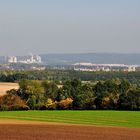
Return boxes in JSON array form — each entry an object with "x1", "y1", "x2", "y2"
[{"x1": 0, "y1": 120, "x2": 139, "y2": 140}]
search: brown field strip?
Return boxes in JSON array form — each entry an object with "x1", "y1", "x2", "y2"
[
  {"x1": 0, "y1": 82, "x2": 19, "y2": 96},
  {"x1": 0, "y1": 120, "x2": 139, "y2": 140}
]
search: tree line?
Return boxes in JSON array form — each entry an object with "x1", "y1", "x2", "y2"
[
  {"x1": 0, "y1": 79, "x2": 139, "y2": 111},
  {"x1": 1, "y1": 70, "x2": 140, "y2": 86}
]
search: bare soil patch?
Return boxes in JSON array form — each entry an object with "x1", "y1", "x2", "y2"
[
  {"x1": 0, "y1": 120, "x2": 139, "y2": 140},
  {"x1": 0, "y1": 82, "x2": 19, "y2": 96}
]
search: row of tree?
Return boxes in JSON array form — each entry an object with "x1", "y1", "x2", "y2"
[
  {"x1": 1, "y1": 70, "x2": 140, "y2": 86},
  {"x1": 0, "y1": 79, "x2": 139, "y2": 111}
]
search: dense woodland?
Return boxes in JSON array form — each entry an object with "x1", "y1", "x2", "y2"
[{"x1": 0, "y1": 78, "x2": 140, "y2": 111}]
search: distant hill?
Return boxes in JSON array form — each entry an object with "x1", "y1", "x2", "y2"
[{"x1": 40, "y1": 53, "x2": 140, "y2": 65}]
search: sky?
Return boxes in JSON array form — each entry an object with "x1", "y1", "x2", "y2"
[{"x1": 0, "y1": 0, "x2": 140, "y2": 55}]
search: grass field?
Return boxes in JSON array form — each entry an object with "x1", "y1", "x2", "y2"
[{"x1": 0, "y1": 111, "x2": 140, "y2": 128}]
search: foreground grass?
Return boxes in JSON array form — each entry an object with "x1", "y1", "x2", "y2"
[{"x1": 0, "y1": 111, "x2": 140, "y2": 128}]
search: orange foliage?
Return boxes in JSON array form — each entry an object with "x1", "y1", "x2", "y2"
[
  {"x1": 58, "y1": 98, "x2": 73, "y2": 109},
  {"x1": 0, "y1": 94, "x2": 28, "y2": 110}
]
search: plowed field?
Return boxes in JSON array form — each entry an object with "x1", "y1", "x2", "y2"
[{"x1": 0, "y1": 120, "x2": 139, "y2": 140}]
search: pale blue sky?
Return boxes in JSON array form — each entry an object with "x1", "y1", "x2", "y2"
[{"x1": 0, "y1": 0, "x2": 140, "y2": 55}]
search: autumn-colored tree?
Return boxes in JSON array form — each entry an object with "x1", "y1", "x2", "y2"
[
  {"x1": 45, "y1": 98, "x2": 57, "y2": 110},
  {"x1": 0, "y1": 94, "x2": 29, "y2": 111},
  {"x1": 58, "y1": 98, "x2": 73, "y2": 109}
]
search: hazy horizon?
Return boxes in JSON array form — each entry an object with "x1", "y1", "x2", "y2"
[
  {"x1": 0, "y1": 0, "x2": 140, "y2": 55},
  {"x1": 1, "y1": 52, "x2": 140, "y2": 57}
]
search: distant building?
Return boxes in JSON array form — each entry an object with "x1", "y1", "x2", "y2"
[
  {"x1": 33, "y1": 54, "x2": 42, "y2": 63},
  {"x1": 18, "y1": 54, "x2": 42, "y2": 64},
  {"x1": 73, "y1": 62, "x2": 137, "y2": 72},
  {"x1": 128, "y1": 66, "x2": 136, "y2": 72},
  {"x1": 8, "y1": 56, "x2": 17, "y2": 63}
]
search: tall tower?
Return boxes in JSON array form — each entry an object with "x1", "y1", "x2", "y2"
[{"x1": 30, "y1": 53, "x2": 34, "y2": 63}]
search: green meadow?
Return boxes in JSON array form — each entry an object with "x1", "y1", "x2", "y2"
[{"x1": 0, "y1": 111, "x2": 140, "y2": 128}]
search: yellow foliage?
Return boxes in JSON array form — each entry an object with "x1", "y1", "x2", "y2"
[
  {"x1": 46, "y1": 98, "x2": 54, "y2": 106},
  {"x1": 102, "y1": 96, "x2": 110, "y2": 107}
]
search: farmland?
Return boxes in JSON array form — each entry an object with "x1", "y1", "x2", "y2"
[
  {"x1": 0, "y1": 111, "x2": 140, "y2": 140},
  {"x1": 0, "y1": 111, "x2": 140, "y2": 128},
  {"x1": 0, "y1": 123, "x2": 140, "y2": 140},
  {"x1": 0, "y1": 82, "x2": 18, "y2": 96}
]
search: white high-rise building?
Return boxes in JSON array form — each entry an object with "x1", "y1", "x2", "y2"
[
  {"x1": 25, "y1": 54, "x2": 42, "y2": 64},
  {"x1": 128, "y1": 66, "x2": 136, "y2": 72},
  {"x1": 8, "y1": 56, "x2": 17, "y2": 63},
  {"x1": 8, "y1": 54, "x2": 42, "y2": 64}
]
